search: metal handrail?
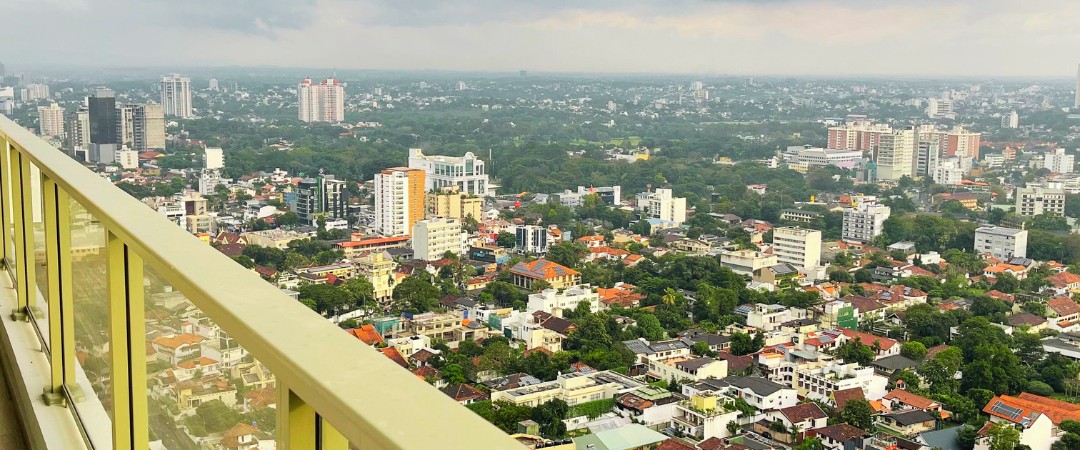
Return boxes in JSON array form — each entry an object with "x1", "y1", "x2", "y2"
[{"x1": 0, "y1": 115, "x2": 520, "y2": 449}]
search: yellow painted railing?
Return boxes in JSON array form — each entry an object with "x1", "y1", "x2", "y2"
[{"x1": 0, "y1": 115, "x2": 520, "y2": 449}]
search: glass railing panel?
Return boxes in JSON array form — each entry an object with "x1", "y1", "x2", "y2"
[
  {"x1": 29, "y1": 162, "x2": 49, "y2": 352},
  {"x1": 143, "y1": 264, "x2": 278, "y2": 450},
  {"x1": 66, "y1": 195, "x2": 112, "y2": 448}
]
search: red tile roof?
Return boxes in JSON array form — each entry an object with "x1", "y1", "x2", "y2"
[
  {"x1": 381, "y1": 347, "x2": 409, "y2": 368},
  {"x1": 442, "y1": 383, "x2": 487, "y2": 403},
  {"x1": 884, "y1": 389, "x2": 937, "y2": 410},
  {"x1": 840, "y1": 329, "x2": 898, "y2": 350},
  {"x1": 1047, "y1": 271, "x2": 1080, "y2": 288},
  {"x1": 780, "y1": 403, "x2": 828, "y2": 423},
  {"x1": 984, "y1": 393, "x2": 1080, "y2": 426},
  {"x1": 833, "y1": 387, "x2": 865, "y2": 411},
  {"x1": 1049, "y1": 297, "x2": 1080, "y2": 317},
  {"x1": 347, "y1": 324, "x2": 385, "y2": 346}
]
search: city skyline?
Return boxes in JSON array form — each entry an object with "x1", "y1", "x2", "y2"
[{"x1": 3, "y1": 0, "x2": 1080, "y2": 77}]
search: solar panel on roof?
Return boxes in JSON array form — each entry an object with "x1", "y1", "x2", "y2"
[{"x1": 991, "y1": 402, "x2": 1023, "y2": 419}]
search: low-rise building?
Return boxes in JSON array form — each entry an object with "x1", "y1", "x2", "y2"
[
  {"x1": 490, "y1": 371, "x2": 644, "y2": 407},
  {"x1": 526, "y1": 285, "x2": 602, "y2": 317},
  {"x1": 412, "y1": 217, "x2": 466, "y2": 260},
  {"x1": 509, "y1": 259, "x2": 581, "y2": 290},
  {"x1": 670, "y1": 393, "x2": 742, "y2": 441},
  {"x1": 720, "y1": 249, "x2": 778, "y2": 277}
]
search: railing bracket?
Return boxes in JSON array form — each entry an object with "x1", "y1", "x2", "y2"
[
  {"x1": 10, "y1": 307, "x2": 27, "y2": 322},
  {"x1": 41, "y1": 387, "x2": 68, "y2": 407},
  {"x1": 65, "y1": 384, "x2": 86, "y2": 403}
]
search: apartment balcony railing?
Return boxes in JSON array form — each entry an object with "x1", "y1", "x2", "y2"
[{"x1": 0, "y1": 115, "x2": 520, "y2": 449}]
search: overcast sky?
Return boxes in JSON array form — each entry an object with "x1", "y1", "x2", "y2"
[{"x1": 4, "y1": 0, "x2": 1079, "y2": 77}]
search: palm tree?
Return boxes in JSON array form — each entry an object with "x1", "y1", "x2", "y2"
[{"x1": 662, "y1": 287, "x2": 679, "y2": 306}]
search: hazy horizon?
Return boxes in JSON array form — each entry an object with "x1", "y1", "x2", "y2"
[{"x1": 3, "y1": 0, "x2": 1080, "y2": 78}]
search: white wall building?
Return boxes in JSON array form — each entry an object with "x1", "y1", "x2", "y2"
[
  {"x1": 37, "y1": 103, "x2": 64, "y2": 138},
  {"x1": 636, "y1": 188, "x2": 687, "y2": 225},
  {"x1": 160, "y1": 74, "x2": 193, "y2": 118},
  {"x1": 1016, "y1": 185, "x2": 1066, "y2": 217},
  {"x1": 841, "y1": 202, "x2": 890, "y2": 243},
  {"x1": 412, "y1": 217, "x2": 466, "y2": 261},
  {"x1": 783, "y1": 145, "x2": 863, "y2": 169},
  {"x1": 746, "y1": 304, "x2": 810, "y2": 332},
  {"x1": 407, "y1": 148, "x2": 489, "y2": 196},
  {"x1": 720, "y1": 249, "x2": 777, "y2": 276},
  {"x1": 772, "y1": 227, "x2": 822, "y2": 270},
  {"x1": 298, "y1": 77, "x2": 345, "y2": 123},
  {"x1": 873, "y1": 129, "x2": 915, "y2": 181},
  {"x1": 1001, "y1": 111, "x2": 1019, "y2": 129},
  {"x1": 204, "y1": 147, "x2": 224, "y2": 170},
  {"x1": 527, "y1": 285, "x2": 602, "y2": 317},
  {"x1": 974, "y1": 226, "x2": 1028, "y2": 260},
  {"x1": 1042, "y1": 148, "x2": 1075, "y2": 174},
  {"x1": 795, "y1": 362, "x2": 885, "y2": 402},
  {"x1": 933, "y1": 157, "x2": 964, "y2": 186}
]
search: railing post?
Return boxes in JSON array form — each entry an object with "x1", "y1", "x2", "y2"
[
  {"x1": 0, "y1": 134, "x2": 10, "y2": 268},
  {"x1": 319, "y1": 417, "x2": 349, "y2": 450},
  {"x1": 107, "y1": 231, "x2": 149, "y2": 449},
  {"x1": 9, "y1": 148, "x2": 36, "y2": 321},
  {"x1": 42, "y1": 177, "x2": 79, "y2": 405},
  {"x1": 279, "y1": 387, "x2": 317, "y2": 449}
]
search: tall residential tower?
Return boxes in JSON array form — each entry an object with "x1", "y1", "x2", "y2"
[
  {"x1": 297, "y1": 78, "x2": 345, "y2": 123},
  {"x1": 160, "y1": 74, "x2": 193, "y2": 118}
]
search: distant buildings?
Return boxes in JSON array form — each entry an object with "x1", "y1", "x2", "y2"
[
  {"x1": 636, "y1": 188, "x2": 687, "y2": 225},
  {"x1": 160, "y1": 74, "x2": 193, "y2": 118},
  {"x1": 204, "y1": 147, "x2": 224, "y2": 171},
  {"x1": 1016, "y1": 185, "x2": 1066, "y2": 217},
  {"x1": 974, "y1": 226, "x2": 1028, "y2": 260},
  {"x1": 64, "y1": 108, "x2": 89, "y2": 154},
  {"x1": 117, "y1": 103, "x2": 166, "y2": 152},
  {"x1": 772, "y1": 226, "x2": 822, "y2": 270},
  {"x1": 1002, "y1": 111, "x2": 1019, "y2": 129},
  {"x1": 374, "y1": 167, "x2": 425, "y2": 237},
  {"x1": 1076, "y1": 63, "x2": 1080, "y2": 109},
  {"x1": 20, "y1": 83, "x2": 49, "y2": 102},
  {"x1": 925, "y1": 98, "x2": 954, "y2": 119},
  {"x1": 407, "y1": 148, "x2": 489, "y2": 196},
  {"x1": 298, "y1": 77, "x2": 345, "y2": 123},
  {"x1": 425, "y1": 187, "x2": 481, "y2": 221},
  {"x1": 87, "y1": 89, "x2": 118, "y2": 164},
  {"x1": 36, "y1": 103, "x2": 64, "y2": 138},
  {"x1": 827, "y1": 120, "x2": 893, "y2": 152},
  {"x1": 842, "y1": 202, "x2": 890, "y2": 243},
  {"x1": 783, "y1": 145, "x2": 862, "y2": 170}
]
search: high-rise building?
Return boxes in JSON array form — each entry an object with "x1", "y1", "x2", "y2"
[
  {"x1": 36, "y1": 103, "x2": 64, "y2": 138},
  {"x1": 1016, "y1": 185, "x2": 1066, "y2": 217},
  {"x1": 944, "y1": 127, "x2": 981, "y2": 160},
  {"x1": 374, "y1": 168, "x2": 425, "y2": 237},
  {"x1": 19, "y1": 84, "x2": 49, "y2": 102},
  {"x1": 292, "y1": 174, "x2": 347, "y2": 225},
  {"x1": 872, "y1": 128, "x2": 915, "y2": 180},
  {"x1": 297, "y1": 78, "x2": 345, "y2": 123},
  {"x1": 933, "y1": 157, "x2": 964, "y2": 186},
  {"x1": 116, "y1": 104, "x2": 135, "y2": 147},
  {"x1": 209, "y1": 78, "x2": 219, "y2": 91},
  {"x1": 412, "y1": 217, "x2": 466, "y2": 261},
  {"x1": 132, "y1": 103, "x2": 166, "y2": 151},
  {"x1": 160, "y1": 74, "x2": 193, "y2": 118},
  {"x1": 974, "y1": 226, "x2": 1028, "y2": 261},
  {"x1": 407, "y1": 148, "x2": 489, "y2": 196},
  {"x1": 914, "y1": 138, "x2": 940, "y2": 178},
  {"x1": 116, "y1": 103, "x2": 166, "y2": 152},
  {"x1": 1041, "y1": 148, "x2": 1074, "y2": 174},
  {"x1": 635, "y1": 188, "x2": 687, "y2": 225},
  {"x1": 1075, "y1": 63, "x2": 1080, "y2": 109},
  {"x1": 204, "y1": 147, "x2": 224, "y2": 170},
  {"x1": 1001, "y1": 111, "x2": 1019, "y2": 129},
  {"x1": 63, "y1": 108, "x2": 89, "y2": 155},
  {"x1": 827, "y1": 120, "x2": 893, "y2": 152},
  {"x1": 841, "y1": 202, "x2": 890, "y2": 243},
  {"x1": 926, "y1": 98, "x2": 954, "y2": 119},
  {"x1": 772, "y1": 227, "x2": 822, "y2": 270},
  {"x1": 87, "y1": 89, "x2": 118, "y2": 164}
]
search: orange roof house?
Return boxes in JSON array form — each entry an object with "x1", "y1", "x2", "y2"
[
  {"x1": 509, "y1": 259, "x2": 581, "y2": 289},
  {"x1": 347, "y1": 324, "x2": 385, "y2": 346}
]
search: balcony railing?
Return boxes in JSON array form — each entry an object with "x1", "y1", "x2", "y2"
[{"x1": 0, "y1": 115, "x2": 520, "y2": 449}]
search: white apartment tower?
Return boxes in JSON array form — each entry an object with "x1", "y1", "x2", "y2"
[
  {"x1": 298, "y1": 77, "x2": 345, "y2": 123},
  {"x1": 407, "y1": 148, "x2": 489, "y2": 196},
  {"x1": 37, "y1": 103, "x2": 64, "y2": 138},
  {"x1": 1042, "y1": 148, "x2": 1074, "y2": 174},
  {"x1": 1016, "y1": 185, "x2": 1066, "y2": 217},
  {"x1": 160, "y1": 74, "x2": 193, "y2": 118},
  {"x1": 842, "y1": 202, "x2": 891, "y2": 243},
  {"x1": 636, "y1": 188, "x2": 687, "y2": 225},
  {"x1": 204, "y1": 147, "x2": 224, "y2": 170},
  {"x1": 873, "y1": 128, "x2": 915, "y2": 181},
  {"x1": 412, "y1": 217, "x2": 467, "y2": 261},
  {"x1": 974, "y1": 226, "x2": 1028, "y2": 261},
  {"x1": 1075, "y1": 63, "x2": 1080, "y2": 109},
  {"x1": 1001, "y1": 111, "x2": 1019, "y2": 129},
  {"x1": 772, "y1": 227, "x2": 822, "y2": 270},
  {"x1": 374, "y1": 167, "x2": 425, "y2": 237}
]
